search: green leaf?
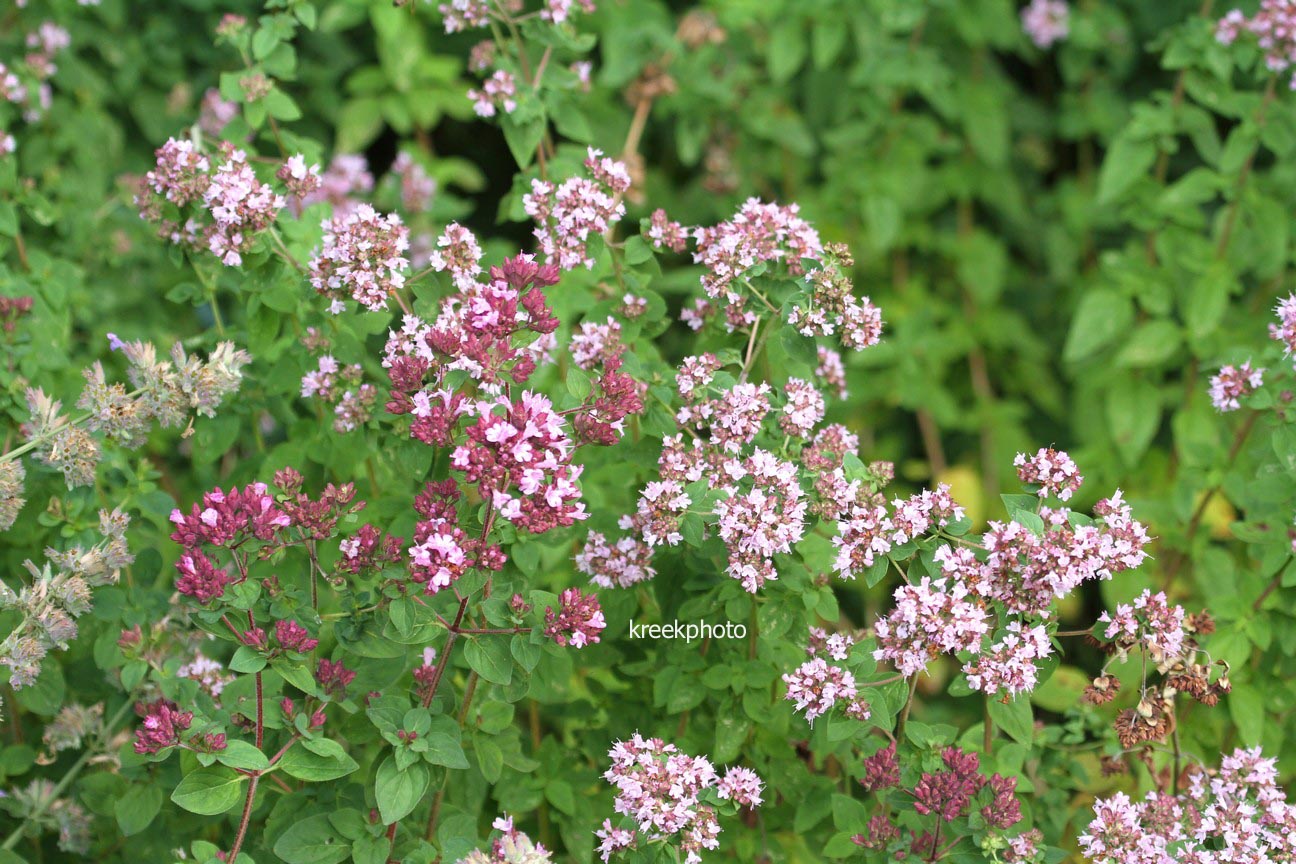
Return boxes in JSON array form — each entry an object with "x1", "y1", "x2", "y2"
[
  {"x1": 218, "y1": 739, "x2": 270, "y2": 772},
  {"x1": 279, "y1": 739, "x2": 360, "y2": 782},
  {"x1": 988, "y1": 697, "x2": 1034, "y2": 745},
  {"x1": 1063, "y1": 289, "x2": 1133, "y2": 363},
  {"x1": 1106, "y1": 377, "x2": 1160, "y2": 466},
  {"x1": 1097, "y1": 135, "x2": 1157, "y2": 204},
  {"x1": 171, "y1": 766, "x2": 245, "y2": 816},
  {"x1": 114, "y1": 784, "x2": 163, "y2": 836},
  {"x1": 374, "y1": 756, "x2": 430, "y2": 824},
  {"x1": 351, "y1": 835, "x2": 389, "y2": 864},
  {"x1": 424, "y1": 716, "x2": 470, "y2": 770},
  {"x1": 465, "y1": 637, "x2": 513, "y2": 686},
  {"x1": 1230, "y1": 683, "x2": 1265, "y2": 746},
  {"x1": 502, "y1": 114, "x2": 546, "y2": 169},
  {"x1": 272, "y1": 813, "x2": 352, "y2": 864}
]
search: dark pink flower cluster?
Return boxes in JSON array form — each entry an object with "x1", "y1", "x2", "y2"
[
  {"x1": 169, "y1": 483, "x2": 293, "y2": 603},
  {"x1": 315, "y1": 658, "x2": 356, "y2": 699},
  {"x1": 403, "y1": 480, "x2": 500, "y2": 595},
  {"x1": 543, "y1": 587, "x2": 606, "y2": 648},
  {"x1": 338, "y1": 523, "x2": 404, "y2": 575},
  {"x1": 274, "y1": 620, "x2": 318, "y2": 653},
  {"x1": 133, "y1": 698, "x2": 193, "y2": 755}
]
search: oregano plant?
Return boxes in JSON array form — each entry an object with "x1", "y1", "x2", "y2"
[{"x1": 3, "y1": 1, "x2": 1296, "y2": 863}]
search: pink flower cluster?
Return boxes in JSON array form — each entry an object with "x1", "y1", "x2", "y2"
[
  {"x1": 452, "y1": 392, "x2": 588, "y2": 533},
  {"x1": 457, "y1": 814, "x2": 553, "y2": 864},
  {"x1": 309, "y1": 204, "x2": 410, "y2": 313},
  {"x1": 1097, "y1": 589, "x2": 1187, "y2": 662},
  {"x1": 782, "y1": 630, "x2": 873, "y2": 723},
  {"x1": 202, "y1": 147, "x2": 286, "y2": 266},
  {"x1": 789, "y1": 247, "x2": 885, "y2": 351},
  {"x1": 426, "y1": 222, "x2": 484, "y2": 289},
  {"x1": 1014, "y1": 447, "x2": 1083, "y2": 501},
  {"x1": 1080, "y1": 748, "x2": 1296, "y2": 864},
  {"x1": 1022, "y1": 0, "x2": 1069, "y2": 49},
  {"x1": 692, "y1": 198, "x2": 822, "y2": 332},
  {"x1": 468, "y1": 70, "x2": 518, "y2": 118},
  {"x1": 133, "y1": 698, "x2": 224, "y2": 756},
  {"x1": 383, "y1": 254, "x2": 560, "y2": 393},
  {"x1": 832, "y1": 484, "x2": 963, "y2": 578},
  {"x1": 596, "y1": 734, "x2": 762, "y2": 864},
  {"x1": 576, "y1": 523, "x2": 656, "y2": 589},
  {"x1": 439, "y1": 0, "x2": 490, "y2": 34},
  {"x1": 543, "y1": 587, "x2": 606, "y2": 648},
  {"x1": 404, "y1": 480, "x2": 494, "y2": 595},
  {"x1": 1271, "y1": 293, "x2": 1296, "y2": 361},
  {"x1": 300, "y1": 354, "x2": 376, "y2": 434},
  {"x1": 963, "y1": 621, "x2": 1052, "y2": 698},
  {"x1": 300, "y1": 153, "x2": 374, "y2": 218},
  {"x1": 714, "y1": 450, "x2": 808, "y2": 592},
  {"x1": 1209, "y1": 361, "x2": 1264, "y2": 412},
  {"x1": 1218, "y1": 1, "x2": 1296, "y2": 88},
  {"x1": 874, "y1": 577, "x2": 989, "y2": 677},
  {"x1": 524, "y1": 148, "x2": 630, "y2": 270},
  {"x1": 541, "y1": 0, "x2": 595, "y2": 25}
]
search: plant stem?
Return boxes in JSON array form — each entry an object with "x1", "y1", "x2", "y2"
[{"x1": 227, "y1": 774, "x2": 260, "y2": 863}]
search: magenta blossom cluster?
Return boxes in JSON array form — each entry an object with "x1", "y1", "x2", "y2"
[
  {"x1": 543, "y1": 587, "x2": 606, "y2": 648},
  {"x1": 1080, "y1": 747, "x2": 1296, "y2": 864},
  {"x1": 133, "y1": 698, "x2": 224, "y2": 756},
  {"x1": 1209, "y1": 361, "x2": 1264, "y2": 412},
  {"x1": 596, "y1": 733, "x2": 762, "y2": 864},
  {"x1": 309, "y1": 204, "x2": 410, "y2": 313},
  {"x1": 524, "y1": 148, "x2": 630, "y2": 270},
  {"x1": 1218, "y1": 1, "x2": 1296, "y2": 88},
  {"x1": 170, "y1": 483, "x2": 292, "y2": 603},
  {"x1": 855, "y1": 745, "x2": 1036, "y2": 858}
]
